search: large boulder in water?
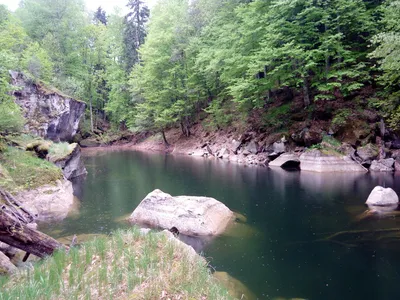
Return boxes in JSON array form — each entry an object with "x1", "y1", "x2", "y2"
[
  {"x1": 366, "y1": 186, "x2": 399, "y2": 206},
  {"x1": 299, "y1": 149, "x2": 367, "y2": 173},
  {"x1": 129, "y1": 189, "x2": 234, "y2": 236},
  {"x1": 15, "y1": 179, "x2": 78, "y2": 222}
]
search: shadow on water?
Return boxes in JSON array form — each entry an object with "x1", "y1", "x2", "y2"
[{"x1": 41, "y1": 150, "x2": 400, "y2": 300}]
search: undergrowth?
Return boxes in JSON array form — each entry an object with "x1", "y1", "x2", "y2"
[{"x1": 0, "y1": 228, "x2": 233, "y2": 300}]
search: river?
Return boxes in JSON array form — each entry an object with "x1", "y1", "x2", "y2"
[{"x1": 41, "y1": 150, "x2": 400, "y2": 300}]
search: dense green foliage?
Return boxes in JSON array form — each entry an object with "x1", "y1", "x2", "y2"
[{"x1": 0, "y1": 0, "x2": 399, "y2": 139}]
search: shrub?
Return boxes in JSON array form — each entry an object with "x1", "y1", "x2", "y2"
[{"x1": 0, "y1": 101, "x2": 25, "y2": 134}]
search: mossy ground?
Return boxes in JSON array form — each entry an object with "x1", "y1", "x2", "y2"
[
  {"x1": 48, "y1": 142, "x2": 75, "y2": 162},
  {"x1": 0, "y1": 228, "x2": 233, "y2": 300},
  {"x1": 0, "y1": 146, "x2": 63, "y2": 192}
]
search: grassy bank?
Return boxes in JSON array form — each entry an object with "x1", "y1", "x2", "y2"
[
  {"x1": 0, "y1": 228, "x2": 233, "y2": 300},
  {"x1": 0, "y1": 146, "x2": 63, "y2": 193},
  {"x1": 0, "y1": 134, "x2": 80, "y2": 193}
]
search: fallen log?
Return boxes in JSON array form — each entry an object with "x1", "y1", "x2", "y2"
[{"x1": 0, "y1": 210, "x2": 64, "y2": 258}]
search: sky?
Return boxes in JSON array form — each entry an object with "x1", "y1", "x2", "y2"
[{"x1": 0, "y1": 0, "x2": 158, "y2": 13}]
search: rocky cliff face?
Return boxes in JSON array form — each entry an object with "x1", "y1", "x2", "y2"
[{"x1": 10, "y1": 71, "x2": 86, "y2": 142}]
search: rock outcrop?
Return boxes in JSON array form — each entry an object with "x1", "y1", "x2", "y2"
[
  {"x1": 366, "y1": 186, "x2": 399, "y2": 206},
  {"x1": 369, "y1": 158, "x2": 395, "y2": 172},
  {"x1": 48, "y1": 143, "x2": 87, "y2": 180},
  {"x1": 356, "y1": 143, "x2": 379, "y2": 163},
  {"x1": 269, "y1": 153, "x2": 300, "y2": 169},
  {"x1": 299, "y1": 150, "x2": 367, "y2": 173},
  {"x1": 10, "y1": 71, "x2": 86, "y2": 142},
  {"x1": 15, "y1": 179, "x2": 77, "y2": 222},
  {"x1": 129, "y1": 189, "x2": 234, "y2": 236}
]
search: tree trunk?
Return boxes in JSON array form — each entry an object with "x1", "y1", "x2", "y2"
[
  {"x1": 180, "y1": 120, "x2": 191, "y2": 137},
  {"x1": 161, "y1": 130, "x2": 169, "y2": 146},
  {"x1": 0, "y1": 210, "x2": 64, "y2": 258},
  {"x1": 89, "y1": 97, "x2": 94, "y2": 133},
  {"x1": 303, "y1": 76, "x2": 311, "y2": 107}
]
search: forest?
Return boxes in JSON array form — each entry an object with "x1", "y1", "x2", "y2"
[{"x1": 0, "y1": 0, "x2": 399, "y2": 142}]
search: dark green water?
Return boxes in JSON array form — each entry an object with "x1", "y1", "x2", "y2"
[{"x1": 42, "y1": 150, "x2": 400, "y2": 300}]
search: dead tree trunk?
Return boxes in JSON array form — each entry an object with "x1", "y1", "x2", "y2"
[
  {"x1": 0, "y1": 189, "x2": 64, "y2": 258},
  {"x1": 0, "y1": 210, "x2": 64, "y2": 258}
]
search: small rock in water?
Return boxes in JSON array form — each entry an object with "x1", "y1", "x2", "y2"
[{"x1": 366, "y1": 186, "x2": 399, "y2": 206}]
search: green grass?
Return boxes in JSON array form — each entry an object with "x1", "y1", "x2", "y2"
[
  {"x1": 4, "y1": 134, "x2": 40, "y2": 149},
  {"x1": 0, "y1": 146, "x2": 63, "y2": 192},
  {"x1": 48, "y1": 142, "x2": 75, "y2": 162},
  {"x1": 322, "y1": 135, "x2": 341, "y2": 148},
  {"x1": 0, "y1": 228, "x2": 234, "y2": 300}
]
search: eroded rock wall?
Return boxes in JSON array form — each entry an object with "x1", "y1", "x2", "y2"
[{"x1": 10, "y1": 71, "x2": 86, "y2": 142}]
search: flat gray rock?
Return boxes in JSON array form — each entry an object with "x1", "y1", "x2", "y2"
[
  {"x1": 300, "y1": 150, "x2": 367, "y2": 173},
  {"x1": 129, "y1": 189, "x2": 234, "y2": 236}
]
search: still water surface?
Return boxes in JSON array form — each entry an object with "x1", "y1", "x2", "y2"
[{"x1": 42, "y1": 150, "x2": 400, "y2": 300}]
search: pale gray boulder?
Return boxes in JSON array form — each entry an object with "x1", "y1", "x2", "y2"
[
  {"x1": 129, "y1": 189, "x2": 234, "y2": 236},
  {"x1": 370, "y1": 158, "x2": 395, "y2": 172},
  {"x1": 300, "y1": 150, "x2": 367, "y2": 173},
  {"x1": 366, "y1": 186, "x2": 399, "y2": 206},
  {"x1": 15, "y1": 179, "x2": 78, "y2": 222}
]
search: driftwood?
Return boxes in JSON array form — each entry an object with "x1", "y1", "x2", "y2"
[
  {"x1": 0, "y1": 189, "x2": 65, "y2": 258},
  {"x1": 0, "y1": 210, "x2": 65, "y2": 258},
  {"x1": 0, "y1": 189, "x2": 35, "y2": 224}
]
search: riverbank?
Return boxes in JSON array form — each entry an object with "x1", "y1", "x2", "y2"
[
  {"x1": 0, "y1": 228, "x2": 233, "y2": 300},
  {"x1": 81, "y1": 120, "x2": 400, "y2": 173}
]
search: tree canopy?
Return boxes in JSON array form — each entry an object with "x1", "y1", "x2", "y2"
[{"x1": 0, "y1": 0, "x2": 398, "y2": 139}]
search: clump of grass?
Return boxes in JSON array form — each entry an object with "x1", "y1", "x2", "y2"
[
  {"x1": 48, "y1": 142, "x2": 76, "y2": 162},
  {"x1": 321, "y1": 135, "x2": 341, "y2": 148},
  {"x1": 0, "y1": 146, "x2": 63, "y2": 191},
  {"x1": 307, "y1": 135, "x2": 343, "y2": 156},
  {"x1": 0, "y1": 228, "x2": 233, "y2": 300}
]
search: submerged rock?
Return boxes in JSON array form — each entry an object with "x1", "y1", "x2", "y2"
[
  {"x1": 10, "y1": 71, "x2": 85, "y2": 142},
  {"x1": 15, "y1": 179, "x2": 77, "y2": 222},
  {"x1": 213, "y1": 271, "x2": 256, "y2": 300},
  {"x1": 299, "y1": 150, "x2": 367, "y2": 173},
  {"x1": 269, "y1": 153, "x2": 300, "y2": 169},
  {"x1": 129, "y1": 189, "x2": 234, "y2": 236},
  {"x1": 366, "y1": 186, "x2": 399, "y2": 206}
]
